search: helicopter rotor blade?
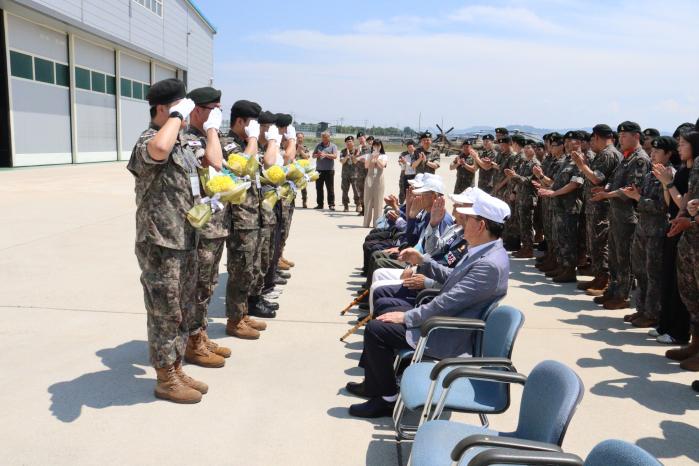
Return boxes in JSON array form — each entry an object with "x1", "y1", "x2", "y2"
[{"x1": 446, "y1": 127, "x2": 454, "y2": 134}]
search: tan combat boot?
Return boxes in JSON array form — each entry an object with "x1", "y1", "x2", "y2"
[
  {"x1": 244, "y1": 315, "x2": 268, "y2": 331},
  {"x1": 185, "y1": 332, "x2": 225, "y2": 368},
  {"x1": 281, "y1": 256, "x2": 295, "y2": 267},
  {"x1": 226, "y1": 318, "x2": 260, "y2": 340},
  {"x1": 154, "y1": 365, "x2": 202, "y2": 404},
  {"x1": 667, "y1": 332, "x2": 699, "y2": 361},
  {"x1": 277, "y1": 259, "x2": 290, "y2": 271},
  {"x1": 174, "y1": 359, "x2": 208, "y2": 394},
  {"x1": 553, "y1": 267, "x2": 577, "y2": 283},
  {"x1": 545, "y1": 266, "x2": 564, "y2": 277},
  {"x1": 202, "y1": 330, "x2": 231, "y2": 358},
  {"x1": 585, "y1": 273, "x2": 609, "y2": 297},
  {"x1": 603, "y1": 298, "x2": 630, "y2": 310},
  {"x1": 513, "y1": 247, "x2": 534, "y2": 259},
  {"x1": 577, "y1": 276, "x2": 597, "y2": 290}
]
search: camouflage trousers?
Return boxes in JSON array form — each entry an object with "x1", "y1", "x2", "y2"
[
  {"x1": 585, "y1": 207, "x2": 610, "y2": 275},
  {"x1": 517, "y1": 200, "x2": 536, "y2": 249},
  {"x1": 631, "y1": 233, "x2": 664, "y2": 320},
  {"x1": 606, "y1": 219, "x2": 636, "y2": 300},
  {"x1": 341, "y1": 174, "x2": 360, "y2": 208},
  {"x1": 355, "y1": 173, "x2": 366, "y2": 208},
  {"x1": 502, "y1": 193, "x2": 520, "y2": 243},
  {"x1": 280, "y1": 200, "x2": 294, "y2": 253},
  {"x1": 677, "y1": 232, "x2": 699, "y2": 327},
  {"x1": 193, "y1": 237, "x2": 226, "y2": 331},
  {"x1": 225, "y1": 227, "x2": 260, "y2": 323},
  {"x1": 135, "y1": 243, "x2": 196, "y2": 368},
  {"x1": 553, "y1": 211, "x2": 578, "y2": 268},
  {"x1": 254, "y1": 224, "x2": 275, "y2": 295}
]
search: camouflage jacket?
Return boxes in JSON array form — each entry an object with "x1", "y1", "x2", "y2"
[
  {"x1": 477, "y1": 148, "x2": 497, "y2": 190},
  {"x1": 454, "y1": 153, "x2": 476, "y2": 187},
  {"x1": 340, "y1": 147, "x2": 358, "y2": 178},
  {"x1": 355, "y1": 145, "x2": 370, "y2": 177},
  {"x1": 413, "y1": 147, "x2": 441, "y2": 174},
  {"x1": 684, "y1": 163, "x2": 699, "y2": 240},
  {"x1": 219, "y1": 130, "x2": 261, "y2": 229},
  {"x1": 584, "y1": 144, "x2": 622, "y2": 213},
  {"x1": 513, "y1": 157, "x2": 541, "y2": 203},
  {"x1": 127, "y1": 124, "x2": 198, "y2": 250},
  {"x1": 552, "y1": 154, "x2": 584, "y2": 214},
  {"x1": 491, "y1": 149, "x2": 510, "y2": 193},
  {"x1": 607, "y1": 146, "x2": 650, "y2": 224},
  {"x1": 182, "y1": 127, "x2": 231, "y2": 239},
  {"x1": 636, "y1": 169, "x2": 672, "y2": 237}
]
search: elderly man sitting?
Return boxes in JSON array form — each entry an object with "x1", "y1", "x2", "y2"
[{"x1": 345, "y1": 190, "x2": 511, "y2": 418}]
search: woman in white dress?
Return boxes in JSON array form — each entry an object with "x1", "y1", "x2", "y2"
[{"x1": 363, "y1": 139, "x2": 388, "y2": 227}]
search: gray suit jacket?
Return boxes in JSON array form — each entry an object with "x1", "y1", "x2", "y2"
[{"x1": 403, "y1": 239, "x2": 510, "y2": 359}]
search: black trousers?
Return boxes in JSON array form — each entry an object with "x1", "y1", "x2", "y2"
[
  {"x1": 362, "y1": 239, "x2": 394, "y2": 272},
  {"x1": 360, "y1": 320, "x2": 413, "y2": 397},
  {"x1": 658, "y1": 234, "x2": 691, "y2": 342},
  {"x1": 315, "y1": 170, "x2": 335, "y2": 207}
]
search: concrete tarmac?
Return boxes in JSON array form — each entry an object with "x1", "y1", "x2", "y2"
[{"x1": 0, "y1": 154, "x2": 697, "y2": 465}]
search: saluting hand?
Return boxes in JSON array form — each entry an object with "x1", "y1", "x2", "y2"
[
  {"x1": 245, "y1": 120, "x2": 260, "y2": 140},
  {"x1": 203, "y1": 107, "x2": 223, "y2": 132}
]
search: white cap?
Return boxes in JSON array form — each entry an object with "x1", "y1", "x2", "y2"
[
  {"x1": 456, "y1": 191, "x2": 511, "y2": 223},
  {"x1": 450, "y1": 187, "x2": 481, "y2": 205},
  {"x1": 408, "y1": 173, "x2": 426, "y2": 188},
  {"x1": 413, "y1": 175, "x2": 444, "y2": 195}
]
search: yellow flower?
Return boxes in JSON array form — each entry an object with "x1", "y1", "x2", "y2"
[
  {"x1": 227, "y1": 154, "x2": 248, "y2": 176},
  {"x1": 206, "y1": 175, "x2": 235, "y2": 194},
  {"x1": 264, "y1": 165, "x2": 286, "y2": 185},
  {"x1": 308, "y1": 171, "x2": 320, "y2": 182},
  {"x1": 245, "y1": 154, "x2": 259, "y2": 178},
  {"x1": 186, "y1": 204, "x2": 212, "y2": 229},
  {"x1": 285, "y1": 164, "x2": 304, "y2": 181},
  {"x1": 261, "y1": 189, "x2": 280, "y2": 211},
  {"x1": 297, "y1": 159, "x2": 310, "y2": 168}
]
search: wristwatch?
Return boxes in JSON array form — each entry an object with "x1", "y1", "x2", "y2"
[
  {"x1": 665, "y1": 181, "x2": 675, "y2": 189},
  {"x1": 169, "y1": 111, "x2": 184, "y2": 121}
]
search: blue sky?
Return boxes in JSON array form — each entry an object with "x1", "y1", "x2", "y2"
[{"x1": 195, "y1": 0, "x2": 699, "y2": 131}]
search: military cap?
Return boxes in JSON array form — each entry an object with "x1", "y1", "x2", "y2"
[
  {"x1": 525, "y1": 138, "x2": 537, "y2": 146},
  {"x1": 651, "y1": 136, "x2": 678, "y2": 152},
  {"x1": 536, "y1": 141, "x2": 545, "y2": 148},
  {"x1": 482, "y1": 134, "x2": 495, "y2": 141},
  {"x1": 564, "y1": 130, "x2": 581, "y2": 140},
  {"x1": 366, "y1": 135, "x2": 375, "y2": 141},
  {"x1": 643, "y1": 128, "x2": 660, "y2": 138},
  {"x1": 230, "y1": 100, "x2": 261, "y2": 121},
  {"x1": 419, "y1": 131, "x2": 432, "y2": 139},
  {"x1": 147, "y1": 78, "x2": 186, "y2": 106},
  {"x1": 344, "y1": 135, "x2": 354, "y2": 142},
  {"x1": 673, "y1": 122, "x2": 696, "y2": 139},
  {"x1": 356, "y1": 131, "x2": 365, "y2": 138},
  {"x1": 617, "y1": 121, "x2": 641, "y2": 134},
  {"x1": 258, "y1": 111, "x2": 276, "y2": 125},
  {"x1": 275, "y1": 113, "x2": 293, "y2": 127},
  {"x1": 405, "y1": 139, "x2": 416, "y2": 146},
  {"x1": 187, "y1": 86, "x2": 221, "y2": 105},
  {"x1": 461, "y1": 139, "x2": 472, "y2": 146},
  {"x1": 498, "y1": 135, "x2": 512, "y2": 144},
  {"x1": 579, "y1": 130, "x2": 591, "y2": 142},
  {"x1": 495, "y1": 127, "x2": 509, "y2": 135},
  {"x1": 549, "y1": 133, "x2": 563, "y2": 144},
  {"x1": 542, "y1": 133, "x2": 550, "y2": 141},
  {"x1": 592, "y1": 124, "x2": 614, "y2": 138},
  {"x1": 512, "y1": 134, "x2": 526, "y2": 146}
]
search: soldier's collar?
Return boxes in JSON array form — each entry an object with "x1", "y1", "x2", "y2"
[{"x1": 149, "y1": 122, "x2": 161, "y2": 131}]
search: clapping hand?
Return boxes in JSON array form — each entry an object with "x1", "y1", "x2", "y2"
[
  {"x1": 538, "y1": 188, "x2": 554, "y2": 197},
  {"x1": 620, "y1": 185, "x2": 641, "y2": 201},
  {"x1": 532, "y1": 165, "x2": 543, "y2": 177},
  {"x1": 504, "y1": 168, "x2": 515, "y2": 178},
  {"x1": 571, "y1": 150, "x2": 586, "y2": 167},
  {"x1": 668, "y1": 216, "x2": 691, "y2": 237},
  {"x1": 687, "y1": 199, "x2": 699, "y2": 217},
  {"x1": 652, "y1": 163, "x2": 674, "y2": 185}
]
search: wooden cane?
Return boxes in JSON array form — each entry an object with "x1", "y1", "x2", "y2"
[
  {"x1": 340, "y1": 290, "x2": 369, "y2": 315},
  {"x1": 340, "y1": 314, "x2": 372, "y2": 342}
]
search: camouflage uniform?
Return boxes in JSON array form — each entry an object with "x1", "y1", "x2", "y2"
[
  {"x1": 491, "y1": 149, "x2": 511, "y2": 201},
  {"x1": 677, "y1": 163, "x2": 699, "y2": 327},
  {"x1": 631, "y1": 168, "x2": 672, "y2": 320},
  {"x1": 512, "y1": 156, "x2": 541, "y2": 250},
  {"x1": 477, "y1": 148, "x2": 497, "y2": 193},
  {"x1": 545, "y1": 155, "x2": 569, "y2": 260},
  {"x1": 453, "y1": 153, "x2": 476, "y2": 194},
  {"x1": 551, "y1": 154, "x2": 584, "y2": 268},
  {"x1": 181, "y1": 128, "x2": 230, "y2": 332},
  {"x1": 127, "y1": 124, "x2": 198, "y2": 368},
  {"x1": 605, "y1": 146, "x2": 650, "y2": 300},
  {"x1": 501, "y1": 151, "x2": 525, "y2": 245},
  {"x1": 256, "y1": 152, "x2": 279, "y2": 296},
  {"x1": 355, "y1": 145, "x2": 370, "y2": 209},
  {"x1": 583, "y1": 144, "x2": 621, "y2": 276},
  {"x1": 340, "y1": 147, "x2": 360, "y2": 208},
  {"x1": 219, "y1": 131, "x2": 261, "y2": 324},
  {"x1": 413, "y1": 146, "x2": 441, "y2": 174}
]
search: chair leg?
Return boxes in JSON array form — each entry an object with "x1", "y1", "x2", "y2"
[{"x1": 479, "y1": 413, "x2": 489, "y2": 427}]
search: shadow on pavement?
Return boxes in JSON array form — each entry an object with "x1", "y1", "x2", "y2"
[
  {"x1": 637, "y1": 420, "x2": 699, "y2": 463},
  {"x1": 48, "y1": 340, "x2": 154, "y2": 423}
]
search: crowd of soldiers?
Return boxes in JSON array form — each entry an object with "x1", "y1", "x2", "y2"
[{"x1": 127, "y1": 78, "x2": 305, "y2": 404}]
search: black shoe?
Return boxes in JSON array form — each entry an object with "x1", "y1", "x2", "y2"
[
  {"x1": 358, "y1": 302, "x2": 370, "y2": 311},
  {"x1": 314, "y1": 205, "x2": 323, "y2": 209},
  {"x1": 357, "y1": 211, "x2": 363, "y2": 216},
  {"x1": 345, "y1": 381, "x2": 369, "y2": 398},
  {"x1": 248, "y1": 300, "x2": 277, "y2": 318},
  {"x1": 343, "y1": 206, "x2": 349, "y2": 212},
  {"x1": 277, "y1": 270, "x2": 291, "y2": 279},
  {"x1": 302, "y1": 202, "x2": 308, "y2": 208},
  {"x1": 692, "y1": 380, "x2": 699, "y2": 392},
  {"x1": 355, "y1": 313, "x2": 369, "y2": 323},
  {"x1": 274, "y1": 276, "x2": 288, "y2": 286},
  {"x1": 348, "y1": 397, "x2": 395, "y2": 418},
  {"x1": 329, "y1": 206, "x2": 335, "y2": 211},
  {"x1": 262, "y1": 298, "x2": 279, "y2": 311}
]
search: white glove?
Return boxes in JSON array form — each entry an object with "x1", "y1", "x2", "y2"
[
  {"x1": 284, "y1": 125, "x2": 297, "y2": 141},
  {"x1": 169, "y1": 98, "x2": 195, "y2": 119},
  {"x1": 245, "y1": 120, "x2": 260, "y2": 140},
  {"x1": 203, "y1": 107, "x2": 222, "y2": 132},
  {"x1": 265, "y1": 124, "x2": 282, "y2": 143}
]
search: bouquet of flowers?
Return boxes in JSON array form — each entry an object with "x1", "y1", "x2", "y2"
[{"x1": 227, "y1": 152, "x2": 259, "y2": 179}]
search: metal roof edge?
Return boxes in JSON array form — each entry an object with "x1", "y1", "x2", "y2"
[{"x1": 184, "y1": 0, "x2": 217, "y2": 34}]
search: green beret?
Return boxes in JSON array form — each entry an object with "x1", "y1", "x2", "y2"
[
  {"x1": 147, "y1": 78, "x2": 186, "y2": 106},
  {"x1": 230, "y1": 100, "x2": 261, "y2": 122},
  {"x1": 617, "y1": 121, "x2": 641, "y2": 134},
  {"x1": 275, "y1": 113, "x2": 293, "y2": 127},
  {"x1": 187, "y1": 86, "x2": 221, "y2": 105},
  {"x1": 258, "y1": 111, "x2": 276, "y2": 125}
]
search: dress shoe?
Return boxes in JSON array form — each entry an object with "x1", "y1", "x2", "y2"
[
  {"x1": 226, "y1": 318, "x2": 260, "y2": 340},
  {"x1": 274, "y1": 276, "x2": 287, "y2": 286},
  {"x1": 314, "y1": 205, "x2": 323, "y2": 209},
  {"x1": 553, "y1": 267, "x2": 577, "y2": 283},
  {"x1": 593, "y1": 295, "x2": 612, "y2": 304},
  {"x1": 624, "y1": 312, "x2": 641, "y2": 322},
  {"x1": 603, "y1": 298, "x2": 630, "y2": 310},
  {"x1": 343, "y1": 205, "x2": 349, "y2": 212},
  {"x1": 262, "y1": 298, "x2": 279, "y2": 311},
  {"x1": 329, "y1": 206, "x2": 335, "y2": 211},
  {"x1": 248, "y1": 300, "x2": 277, "y2": 318},
  {"x1": 632, "y1": 316, "x2": 658, "y2": 328},
  {"x1": 277, "y1": 270, "x2": 291, "y2": 279},
  {"x1": 358, "y1": 302, "x2": 370, "y2": 311},
  {"x1": 348, "y1": 397, "x2": 396, "y2": 418},
  {"x1": 345, "y1": 381, "x2": 369, "y2": 398}
]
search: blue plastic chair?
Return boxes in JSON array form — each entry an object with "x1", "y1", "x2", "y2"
[
  {"x1": 393, "y1": 305, "x2": 525, "y2": 440},
  {"x1": 409, "y1": 360, "x2": 584, "y2": 466},
  {"x1": 466, "y1": 439, "x2": 662, "y2": 466}
]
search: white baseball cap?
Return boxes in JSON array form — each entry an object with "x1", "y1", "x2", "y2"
[
  {"x1": 408, "y1": 173, "x2": 426, "y2": 188},
  {"x1": 456, "y1": 191, "x2": 511, "y2": 223},
  {"x1": 450, "y1": 187, "x2": 481, "y2": 205},
  {"x1": 413, "y1": 175, "x2": 444, "y2": 195}
]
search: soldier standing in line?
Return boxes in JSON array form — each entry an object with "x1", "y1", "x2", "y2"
[
  {"x1": 413, "y1": 131, "x2": 441, "y2": 174},
  {"x1": 591, "y1": 121, "x2": 650, "y2": 310},
  {"x1": 572, "y1": 124, "x2": 622, "y2": 296},
  {"x1": 473, "y1": 134, "x2": 497, "y2": 193},
  {"x1": 340, "y1": 135, "x2": 360, "y2": 212},
  {"x1": 127, "y1": 79, "x2": 206, "y2": 404},
  {"x1": 451, "y1": 139, "x2": 477, "y2": 194},
  {"x1": 498, "y1": 134, "x2": 526, "y2": 251},
  {"x1": 355, "y1": 132, "x2": 370, "y2": 215},
  {"x1": 642, "y1": 128, "x2": 660, "y2": 155},
  {"x1": 180, "y1": 86, "x2": 230, "y2": 368},
  {"x1": 507, "y1": 139, "x2": 541, "y2": 258},
  {"x1": 398, "y1": 139, "x2": 417, "y2": 203},
  {"x1": 278, "y1": 114, "x2": 299, "y2": 273}
]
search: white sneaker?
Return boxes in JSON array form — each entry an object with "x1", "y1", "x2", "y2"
[
  {"x1": 648, "y1": 328, "x2": 660, "y2": 337},
  {"x1": 657, "y1": 334, "x2": 678, "y2": 344}
]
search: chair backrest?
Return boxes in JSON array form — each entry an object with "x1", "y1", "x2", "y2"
[
  {"x1": 472, "y1": 299, "x2": 504, "y2": 356},
  {"x1": 481, "y1": 305, "x2": 525, "y2": 359},
  {"x1": 585, "y1": 439, "x2": 661, "y2": 466},
  {"x1": 513, "y1": 360, "x2": 584, "y2": 445}
]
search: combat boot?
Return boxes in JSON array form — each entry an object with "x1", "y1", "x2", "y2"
[
  {"x1": 680, "y1": 355, "x2": 699, "y2": 371},
  {"x1": 603, "y1": 298, "x2": 630, "y2": 310},
  {"x1": 174, "y1": 359, "x2": 208, "y2": 394},
  {"x1": 553, "y1": 267, "x2": 577, "y2": 283},
  {"x1": 593, "y1": 294, "x2": 612, "y2": 305},
  {"x1": 281, "y1": 257, "x2": 295, "y2": 267},
  {"x1": 244, "y1": 315, "x2": 267, "y2": 331},
  {"x1": 154, "y1": 365, "x2": 202, "y2": 404},
  {"x1": 545, "y1": 266, "x2": 564, "y2": 278},
  {"x1": 666, "y1": 332, "x2": 699, "y2": 361},
  {"x1": 577, "y1": 264, "x2": 594, "y2": 276},
  {"x1": 624, "y1": 311, "x2": 641, "y2": 322},
  {"x1": 513, "y1": 247, "x2": 534, "y2": 259},
  {"x1": 226, "y1": 318, "x2": 260, "y2": 340},
  {"x1": 535, "y1": 253, "x2": 549, "y2": 264},
  {"x1": 277, "y1": 259, "x2": 290, "y2": 271},
  {"x1": 185, "y1": 331, "x2": 225, "y2": 368},
  {"x1": 539, "y1": 259, "x2": 558, "y2": 273},
  {"x1": 248, "y1": 296, "x2": 277, "y2": 318},
  {"x1": 585, "y1": 273, "x2": 609, "y2": 297},
  {"x1": 576, "y1": 277, "x2": 597, "y2": 290},
  {"x1": 631, "y1": 316, "x2": 658, "y2": 328},
  {"x1": 202, "y1": 330, "x2": 231, "y2": 358}
]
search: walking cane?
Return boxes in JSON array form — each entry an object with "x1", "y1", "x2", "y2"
[
  {"x1": 340, "y1": 314, "x2": 372, "y2": 342},
  {"x1": 340, "y1": 290, "x2": 369, "y2": 315}
]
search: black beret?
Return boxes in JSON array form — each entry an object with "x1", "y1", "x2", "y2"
[
  {"x1": 461, "y1": 139, "x2": 472, "y2": 146},
  {"x1": 275, "y1": 113, "x2": 293, "y2": 127},
  {"x1": 344, "y1": 135, "x2": 354, "y2": 142},
  {"x1": 549, "y1": 133, "x2": 563, "y2": 144},
  {"x1": 482, "y1": 134, "x2": 495, "y2": 141},
  {"x1": 187, "y1": 86, "x2": 221, "y2": 105},
  {"x1": 564, "y1": 130, "x2": 580, "y2": 140},
  {"x1": 419, "y1": 131, "x2": 432, "y2": 139},
  {"x1": 673, "y1": 122, "x2": 696, "y2": 139},
  {"x1": 405, "y1": 139, "x2": 416, "y2": 146},
  {"x1": 542, "y1": 133, "x2": 550, "y2": 141},
  {"x1": 617, "y1": 121, "x2": 641, "y2": 134},
  {"x1": 536, "y1": 142, "x2": 545, "y2": 148},
  {"x1": 498, "y1": 136, "x2": 512, "y2": 144},
  {"x1": 651, "y1": 136, "x2": 678, "y2": 152},
  {"x1": 258, "y1": 111, "x2": 276, "y2": 125},
  {"x1": 643, "y1": 128, "x2": 660, "y2": 138},
  {"x1": 230, "y1": 100, "x2": 261, "y2": 121},
  {"x1": 525, "y1": 138, "x2": 537, "y2": 146},
  {"x1": 592, "y1": 124, "x2": 614, "y2": 138},
  {"x1": 366, "y1": 135, "x2": 375, "y2": 141},
  {"x1": 495, "y1": 127, "x2": 509, "y2": 135},
  {"x1": 512, "y1": 134, "x2": 526, "y2": 146},
  {"x1": 147, "y1": 78, "x2": 186, "y2": 106},
  {"x1": 579, "y1": 130, "x2": 591, "y2": 142},
  {"x1": 356, "y1": 131, "x2": 365, "y2": 138}
]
